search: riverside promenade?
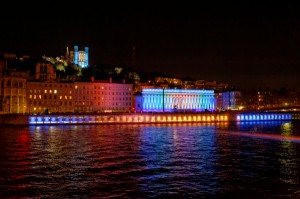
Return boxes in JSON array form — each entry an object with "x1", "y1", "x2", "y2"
[{"x1": 0, "y1": 111, "x2": 299, "y2": 125}]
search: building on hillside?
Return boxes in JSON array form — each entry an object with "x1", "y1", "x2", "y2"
[
  {"x1": 137, "y1": 88, "x2": 216, "y2": 112},
  {"x1": 73, "y1": 45, "x2": 89, "y2": 68},
  {"x1": 182, "y1": 80, "x2": 195, "y2": 89},
  {"x1": 35, "y1": 62, "x2": 56, "y2": 81},
  {"x1": 155, "y1": 77, "x2": 182, "y2": 86}
]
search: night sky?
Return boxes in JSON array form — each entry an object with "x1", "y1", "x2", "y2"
[{"x1": 1, "y1": 3, "x2": 300, "y2": 90}]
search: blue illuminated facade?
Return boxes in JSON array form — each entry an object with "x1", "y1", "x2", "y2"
[
  {"x1": 141, "y1": 88, "x2": 216, "y2": 112},
  {"x1": 73, "y1": 45, "x2": 89, "y2": 68}
]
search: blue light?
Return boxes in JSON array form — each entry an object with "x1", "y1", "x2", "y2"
[
  {"x1": 51, "y1": 117, "x2": 56, "y2": 123},
  {"x1": 37, "y1": 117, "x2": 43, "y2": 124},
  {"x1": 141, "y1": 88, "x2": 215, "y2": 112},
  {"x1": 72, "y1": 116, "x2": 77, "y2": 123},
  {"x1": 58, "y1": 117, "x2": 63, "y2": 123},
  {"x1": 64, "y1": 117, "x2": 70, "y2": 123},
  {"x1": 237, "y1": 113, "x2": 292, "y2": 122},
  {"x1": 73, "y1": 46, "x2": 89, "y2": 68},
  {"x1": 29, "y1": 117, "x2": 36, "y2": 124},
  {"x1": 44, "y1": 117, "x2": 50, "y2": 123},
  {"x1": 85, "y1": 116, "x2": 90, "y2": 122}
]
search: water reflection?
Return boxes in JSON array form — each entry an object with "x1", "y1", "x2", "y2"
[
  {"x1": 277, "y1": 122, "x2": 299, "y2": 187},
  {"x1": 0, "y1": 121, "x2": 300, "y2": 198}
]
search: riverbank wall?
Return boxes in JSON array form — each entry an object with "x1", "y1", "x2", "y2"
[{"x1": 0, "y1": 111, "x2": 299, "y2": 125}]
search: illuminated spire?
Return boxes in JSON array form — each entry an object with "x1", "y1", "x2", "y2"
[{"x1": 66, "y1": 46, "x2": 69, "y2": 58}]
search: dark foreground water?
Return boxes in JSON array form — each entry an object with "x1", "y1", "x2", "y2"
[{"x1": 1, "y1": 121, "x2": 300, "y2": 198}]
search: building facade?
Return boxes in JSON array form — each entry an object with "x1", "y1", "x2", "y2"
[
  {"x1": 27, "y1": 80, "x2": 133, "y2": 114},
  {"x1": 27, "y1": 81, "x2": 74, "y2": 114},
  {"x1": 0, "y1": 76, "x2": 27, "y2": 114},
  {"x1": 35, "y1": 62, "x2": 56, "y2": 81},
  {"x1": 74, "y1": 81, "x2": 132, "y2": 113},
  {"x1": 216, "y1": 91, "x2": 241, "y2": 110},
  {"x1": 137, "y1": 88, "x2": 216, "y2": 112},
  {"x1": 73, "y1": 45, "x2": 89, "y2": 68}
]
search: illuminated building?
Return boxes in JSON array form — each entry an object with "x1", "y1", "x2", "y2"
[
  {"x1": 0, "y1": 76, "x2": 27, "y2": 114},
  {"x1": 216, "y1": 91, "x2": 241, "y2": 110},
  {"x1": 139, "y1": 88, "x2": 216, "y2": 112},
  {"x1": 26, "y1": 80, "x2": 133, "y2": 114},
  {"x1": 73, "y1": 45, "x2": 89, "y2": 68},
  {"x1": 74, "y1": 80, "x2": 133, "y2": 113},
  {"x1": 27, "y1": 81, "x2": 74, "y2": 114}
]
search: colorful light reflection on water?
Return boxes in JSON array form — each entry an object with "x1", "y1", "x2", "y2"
[{"x1": 0, "y1": 121, "x2": 300, "y2": 198}]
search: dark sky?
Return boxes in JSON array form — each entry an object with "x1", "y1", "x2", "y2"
[{"x1": 1, "y1": 2, "x2": 300, "y2": 90}]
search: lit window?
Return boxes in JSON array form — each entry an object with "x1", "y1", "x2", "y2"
[
  {"x1": 60, "y1": 96, "x2": 62, "y2": 100},
  {"x1": 75, "y1": 85, "x2": 78, "y2": 89},
  {"x1": 29, "y1": 95, "x2": 32, "y2": 99},
  {"x1": 44, "y1": 90, "x2": 47, "y2": 93},
  {"x1": 54, "y1": 90, "x2": 57, "y2": 94}
]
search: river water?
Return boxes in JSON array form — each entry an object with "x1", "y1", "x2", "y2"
[{"x1": 0, "y1": 121, "x2": 300, "y2": 198}]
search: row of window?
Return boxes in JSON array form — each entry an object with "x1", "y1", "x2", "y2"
[
  {"x1": 29, "y1": 84, "x2": 73, "y2": 88},
  {"x1": 74, "y1": 91, "x2": 131, "y2": 95},
  {"x1": 29, "y1": 89, "x2": 72, "y2": 94},
  {"x1": 75, "y1": 101, "x2": 131, "y2": 106},
  {"x1": 75, "y1": 85, "x2": 131, "y2": 90},
  {"x1": 29, "y1": 95, "x2": 72, "y2": 100},
  {"x1": 1, "y1": 81, "x2": 24, "y2": 87}
]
